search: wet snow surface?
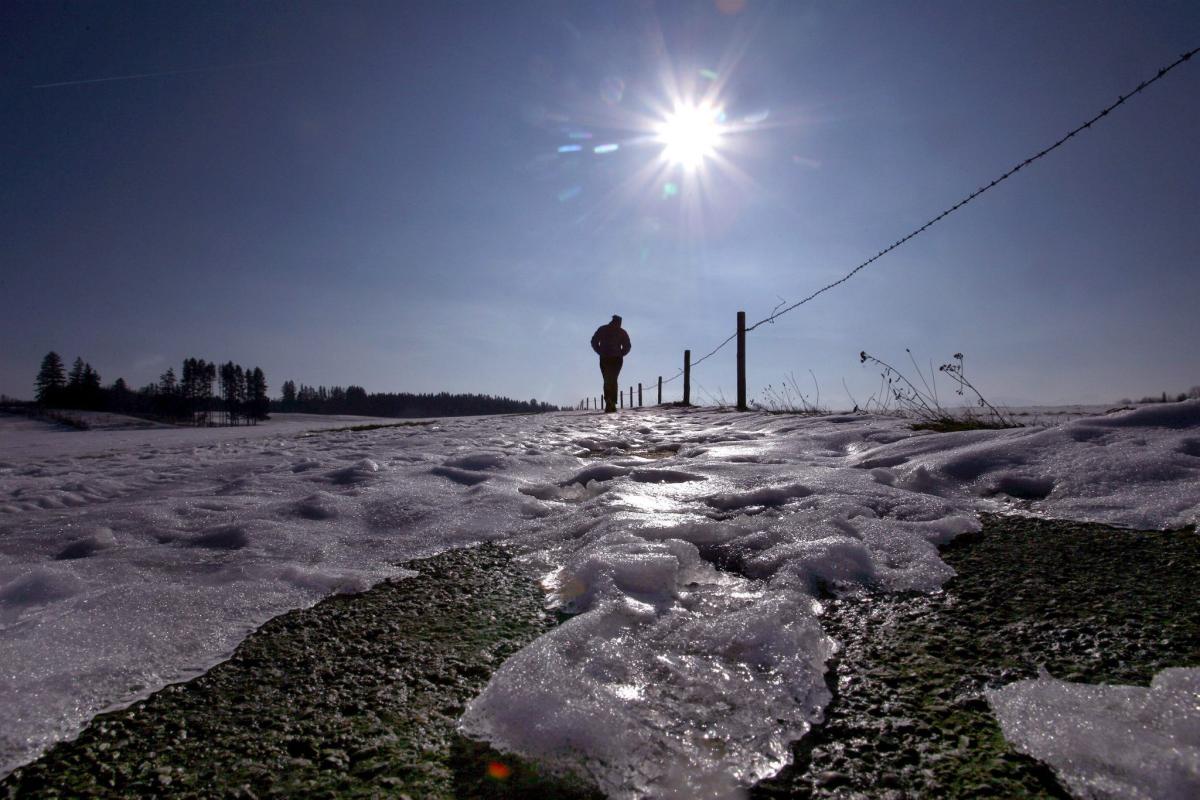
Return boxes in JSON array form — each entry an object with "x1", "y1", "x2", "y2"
[
  {"x1": 1, "y1": 405, "x2": 1198, "y2": 796},
  {"x1": 989, "y1": 668, "x2": 1200, "y2": 800}
]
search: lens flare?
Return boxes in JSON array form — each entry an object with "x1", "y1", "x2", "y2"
[
  {"x1": 655, "y1": 102, "x2": 724, "y2": 169},
  {"x1": 600, "y1": 75, "x2": 625, "y2": 105}
]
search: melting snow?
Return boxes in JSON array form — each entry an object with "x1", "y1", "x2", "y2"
[
  {"x1": 1, "y1": 404, "x2": 1198, "y2": 795},
  {"x1": 989, "y1": 668, "x2": 1200, "y2": 799}
]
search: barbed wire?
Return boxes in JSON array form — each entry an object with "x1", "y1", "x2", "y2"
[
  {"x1": 622, "y1": 45, "x2": 1197, "y2": 395},
  {"x1": 745, "y1": 45, "x2": 1198, "y2": 334}
]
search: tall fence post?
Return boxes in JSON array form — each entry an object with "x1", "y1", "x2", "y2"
[
  {"x1": 638, "y1": 383, "x2": 643, "y2": 407},
  {"x1": 620, "y1": 389, "x2": 624, "y2": 409},
  {"x1": 657, "y1": 376, "x2": 662, "y2": 405},
  {"x1": 737, "y1": 310, "x2": 748, "y2": 411},
  {"x1": 683, "y1": 350, "x2": 691, "y2": 406}
]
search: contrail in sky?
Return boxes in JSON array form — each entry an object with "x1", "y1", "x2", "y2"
[{"x1": 32, "y1": 58, "x2": 288, "y2": 89}]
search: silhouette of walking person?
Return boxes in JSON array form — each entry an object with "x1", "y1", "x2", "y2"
[{"x1": 591, "y1": 315, "x2": 631, "y2": 413}]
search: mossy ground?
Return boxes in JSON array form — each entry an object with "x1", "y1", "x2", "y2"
[
  {"x1": 752, "y1": 514, "x2": 1200, "y2": 798},
  {"x1": 4, "y1": 517, "x2": 1196, "y2": 799},
  {"x1": 1, "y1": 545, "x2": 597, "y2": 800}
]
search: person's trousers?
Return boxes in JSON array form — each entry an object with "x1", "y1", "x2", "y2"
[{"x1": 599, "y1": 356, "x2": 623, "y2": 410}]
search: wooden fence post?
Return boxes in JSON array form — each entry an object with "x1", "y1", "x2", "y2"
[
  {"x1": 638, "y1": 383, "x2": 643, "y2": 407},
  {"x1": 737, "y1": 310, "x2": 748, "y2": 411},
  {"x1": 620, "y1": 389, "x2": 624, "y2": 409},
  {"x1": 683, "y1": 350, "x2": 691, "y2": 406}
]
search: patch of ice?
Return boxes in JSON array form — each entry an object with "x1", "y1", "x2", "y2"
[
  {"x1": 277, "y1": 565, "x2": 376, "y2": 595},
  {"x1": 988, "y1": 668, "x2": 1200, "y2": 799},
  {"x1": 462, "y1": 584, "x2": 834, "y2": 799}
]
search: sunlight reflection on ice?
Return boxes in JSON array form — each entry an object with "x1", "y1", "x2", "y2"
[{"x1": 611, "y1": 683, "x2": 644, "y2": 701}]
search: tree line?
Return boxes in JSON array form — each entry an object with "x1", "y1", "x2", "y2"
[
  {"x1": 34, "y1": 352, "x2": 269, "y2": 425},
  {"x1": 275, "y1": 381, "x2": 557, "y2": 417},
  {"x1": 27, "y1": 352, "x2": 555, "y2": 424},
  {"x1": 1117, "y1": 387, "x2": 1200, "y2": 405}
]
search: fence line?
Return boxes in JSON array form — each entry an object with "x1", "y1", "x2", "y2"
[{"x1": 580, "y1": 46, "x2": 1198, "y2": 410}]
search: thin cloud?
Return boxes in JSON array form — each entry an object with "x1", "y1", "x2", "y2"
[{"x1": 32, "y1": 58, "x2": 288, "y2": 89}]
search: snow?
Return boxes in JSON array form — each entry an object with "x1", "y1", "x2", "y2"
[
  {"x1": 988, "y1": 668, "x2": 1200, "y2": 799},
  {"x1": 1, "y1": 403, "x2": 1198, "y2": 794}
]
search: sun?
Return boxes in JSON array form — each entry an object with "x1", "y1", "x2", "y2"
[{"x1": 655, "y1": 101, "x2": 724, "y2": 170}]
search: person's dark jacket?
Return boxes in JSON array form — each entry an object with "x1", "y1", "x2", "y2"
[{"x1": 591, "y1": 323, "x2": 631, "y2": 358}]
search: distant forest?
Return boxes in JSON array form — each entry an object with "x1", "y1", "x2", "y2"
[
  {"x1": 273, "y1": 381, "x2": 558, "y2": 417},
  {"x1": 33, "y1": 351, "x2": 269, "y2": 425},
  {"x1": 22, "y1": 351, "x2": 556, "y2": 425}
]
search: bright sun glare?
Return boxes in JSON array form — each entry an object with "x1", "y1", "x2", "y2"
[{"x1": 656, "y1": 102, "x2": 724, "y2": 169}]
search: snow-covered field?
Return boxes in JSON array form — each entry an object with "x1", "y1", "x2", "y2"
[{"x1": 1, "y1": 405, "x2": 1198, "y2": 796}]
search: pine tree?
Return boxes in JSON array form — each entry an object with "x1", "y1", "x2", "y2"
[
  {"x1": 76, "y1": 363, "x2": 101, "y2": 410},
  {"x1": 68, "y1": 357, "x2": 86, "y2": 389},
  {"x1": 199, "y1": 360, "x2": 216, "y2": 422},
  {"x1": 235, "y1": 365, "x2": 247, "y2": 421},
  {"x1": 159, "y1": 368, "x2": 177, "y2": 395},
  {"x1": 248, "y1": 367, "x2": 268, "y2": 421},
  {"x1": 180, "y1": 359, "x2": 195, "y2": 402},
  {"x1": 35, "y1": 352, "x2": 67, "y2": 405},
  {"x1": 219, "y1": 362, "x2": 238, "y2": 424}
]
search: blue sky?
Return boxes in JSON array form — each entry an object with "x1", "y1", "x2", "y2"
[{"x1": 2, "y1": 1, "x2": 1198, "y2": 406}]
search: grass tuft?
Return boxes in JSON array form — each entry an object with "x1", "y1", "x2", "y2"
[{"x1": 860, "y1": 350, "x2": 1020, "y2": 429}]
